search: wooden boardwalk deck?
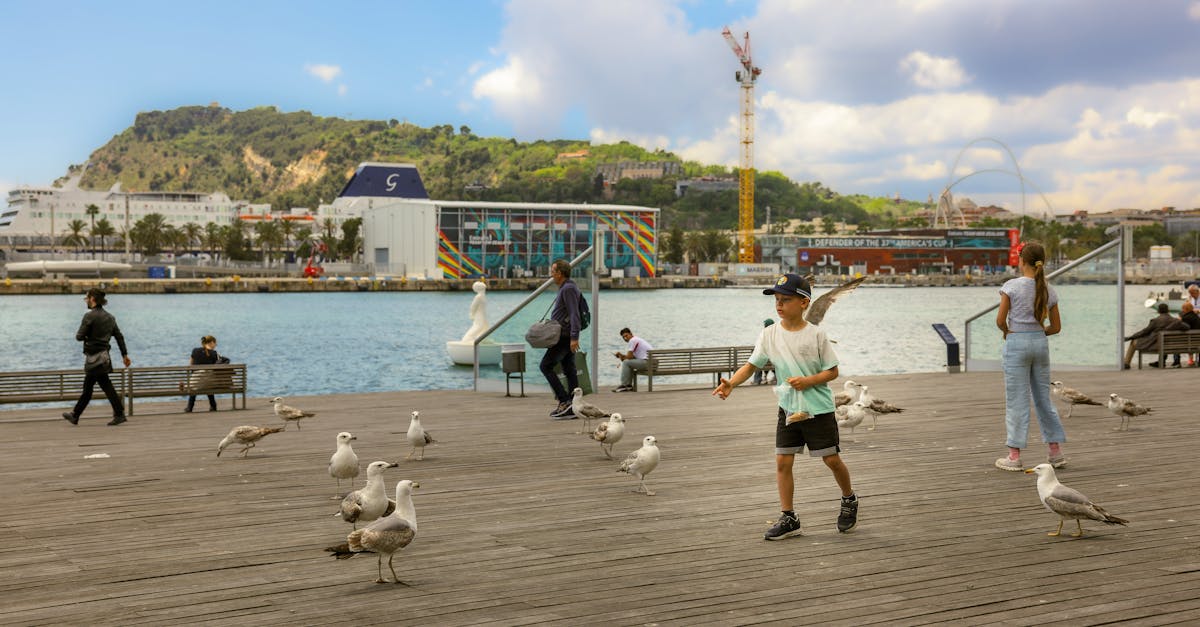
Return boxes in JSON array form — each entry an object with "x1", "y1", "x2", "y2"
[{"x1": 2, "y1": 368, "x2": 1198, "y2": 626}]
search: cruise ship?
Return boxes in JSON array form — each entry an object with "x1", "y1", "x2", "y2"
[{"x1": 0, "y1": 178, "x2": 275, "y2": 247}]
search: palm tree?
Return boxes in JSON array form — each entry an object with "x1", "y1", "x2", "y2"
[
  {"x1": 62, "y1": 219, "x2": 89, "y2": 254},
  {"x1": 85, "y1": 204, "x2": 100, "y2": 258},
  {"x1": 132, "y1": 213, "x2": 168, "y2": 256},
  {"x1": 181, "y1": 222, "x2": 203, "y2": 255},
  {"x1": 203, "y1": 222, "x2": 223, "y2": 261},
  {"x1": 279, "y1": 219, "x2": 297, "y2": 261},
  {"x1": 253, "y1": 220, "x2": 283, "y2": 264},
  {"x1": 90, "y1": 218, "x2": 115, "y2": 260}
]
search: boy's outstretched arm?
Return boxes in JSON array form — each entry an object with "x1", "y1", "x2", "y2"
[{"x1": 713, "y1": 362, "x2": 759, "y2": 399}]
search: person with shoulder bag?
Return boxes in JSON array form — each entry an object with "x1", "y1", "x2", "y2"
[
  {"x1": 185, "y1": 335, "x2": 223, "y2": 413},
  {"x1": 63, "y1": 288, "x2": 132, "y2": 426}
]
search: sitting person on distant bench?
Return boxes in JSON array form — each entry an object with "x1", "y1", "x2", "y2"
[
  {"x1": 1171, "y1": 302, "x2": 1200, "y2": 367},
  {"x1": 1123, "y1": 303, "x2": 1187, "y2": 368},
  {"x1": 612, "y1": 327, "x2": 652, "y2": 392}
]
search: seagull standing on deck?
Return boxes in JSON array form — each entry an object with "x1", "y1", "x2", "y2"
[
  {"x1": 329, "y1": 432, "x2": 360, "y2": 498},
  {"x1": 855, "y1": 385, "x2": 903, "y2": 430},
  {"x1": 405, "y1": 411, "x2": 436, "y2": 461},
  {"x1": 326, "y1": 479, "x2": 419, "y2": 584},
  {"x1": 836, "y1": 402, "x2": 868, "y2": 436},
  {"x1": 570, "y1": 387, "x2": 611, "y2": 432},
  {"x1": 1025, "y1": 464, "x2": 1129, "y2": 537},
  {"x1": 216, "y1": 425, "x2": 285, "y2": 458},
  {"x1": 619, "y1": 435, "x2": 661, "y2": 496},
  {"x1": 1050, "y1": 381, "x2": 1103, "y2": 418},
  {"x1": 271, "y1": 396, "x2": 316, "y2": 430},
  {"x1": 339, "y1": 461, "x2": 398, "y2": 529},
  {"x1": 590, "y1": 413, "x2": 625, "y2": 459},
  {"x1": 833, "y1": 380, "x2": 858, "y2": 407},
  {"x1": 1107, "y1": 393, "x2": 1152, "y2": 431}
]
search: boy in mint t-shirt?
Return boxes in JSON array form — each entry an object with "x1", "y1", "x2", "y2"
[{"x1": 713, "y1": 273, "x2": 858, "y2": 540}]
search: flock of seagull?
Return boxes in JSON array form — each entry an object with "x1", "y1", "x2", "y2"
[
  {"x1": 202, "y1": 325, "x2": 1146, "y2": 586},
  {"x1": 1050, "y1": 380, "x2": 1153, "y2": 430}
]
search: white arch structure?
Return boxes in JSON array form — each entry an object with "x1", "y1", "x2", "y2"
[{"x1": 933, "y1": 137, "x2": 1056, "y2": 227}]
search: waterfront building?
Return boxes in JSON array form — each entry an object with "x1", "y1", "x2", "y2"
[
  {"x1": 2, "y1": 176, "x2": 269, "y2": 249},
  {"x1": 757, "y1": 228, "x2": 1019, "y2": 275},
  {"x1": 353, "y1": 163, "x2": 659, "y2": 279}
]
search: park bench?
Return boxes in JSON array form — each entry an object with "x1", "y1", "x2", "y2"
[
  {"x1": 0, "y1": 364, "x2": 247, "y2": 415},
  {"x1": 1135, "y1": 330, "x2": 1200, "y2": 369},
  {"x1": 631, "y1": 346, "x2": 773, "y2": 392}
]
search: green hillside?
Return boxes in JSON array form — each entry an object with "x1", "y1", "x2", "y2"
[{"x1": 75, "y1": 104, "x2": 918, "y2": 229}]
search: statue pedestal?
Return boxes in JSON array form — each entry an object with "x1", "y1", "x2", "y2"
[{"x1": 447, "y1": 339, "x2": 502, "y2": 366}]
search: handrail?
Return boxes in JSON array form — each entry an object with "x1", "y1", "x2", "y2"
[
  {"x1": 472, "y1": 246, "x2": 595, "y2": 391},
  {"x1": 963, "y1": 237, "x2": 1122, "y2": 369}
]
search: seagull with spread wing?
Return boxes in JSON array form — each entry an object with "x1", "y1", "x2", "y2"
[
  {"x1": 804, "y1": 275, "x2": 866, "y2": 325},
  {"x1": 1050, "y1": 381, "x2": 1103, "y2": 418},
  {"x1": 571, "y1": 387, "x2": 612, "y2": 433}
]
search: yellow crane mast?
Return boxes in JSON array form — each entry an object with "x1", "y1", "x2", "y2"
[{"x1": 721, "y1": 26, "x2": 761, "y2": 263}]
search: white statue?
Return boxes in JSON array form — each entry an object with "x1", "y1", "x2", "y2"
[
  {"x1": 446, "y1": 280, "x2": 502, "y2": 365},
  {"x1": 461, "y1": 281, "x2": 489, "y2": 343}
]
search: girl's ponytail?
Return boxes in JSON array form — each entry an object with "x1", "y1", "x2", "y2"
[{"x1": 1022, "y1": 243, "x2": 1049, "y2": 323}]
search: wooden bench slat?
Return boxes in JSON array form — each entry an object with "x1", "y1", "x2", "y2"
[{"x1": 632, "y1": 347, "x2": 772, "y2": 392}]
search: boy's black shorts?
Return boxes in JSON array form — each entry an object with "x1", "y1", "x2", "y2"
[{"x1": 775, "y1": 407, "x2": 840, "y2": 457}]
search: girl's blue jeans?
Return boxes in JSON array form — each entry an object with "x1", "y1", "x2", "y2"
[{"x1": 1002, "y1": 331, "x2": 1066, "y2": 449}]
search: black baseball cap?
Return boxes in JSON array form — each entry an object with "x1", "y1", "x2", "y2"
[{"x1": 763, "y1": 273, "x2": 811, "y2": 298}]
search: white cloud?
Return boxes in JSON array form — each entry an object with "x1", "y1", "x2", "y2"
[
  {"x1": 1126, "y1": 105, "x2": 1176, "y2": 129},
  {"x1": 304, "y1": 63, "x2": 342, "y2": 83},
  {"x1": 337, "y1": 84, "x2": 347, "y2": 97},
  {"x1": 1190, "y1": 2, "x2": 1200, "y2": 20},
  {"x1": 900, "y1": 51, "x2": 971, "y2": 90}
]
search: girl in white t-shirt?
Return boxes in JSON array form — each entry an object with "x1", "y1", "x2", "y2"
[{"x1": 995, "y1": 242, "x2": 1066, "y2": 471}]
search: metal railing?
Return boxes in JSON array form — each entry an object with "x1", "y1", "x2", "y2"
[
  {"x1": 472, "y1": 236, "x2": 600, "y2": 392},
  {"x1": 963, "y1": 236, "x2": 1124, "y2": 370}
]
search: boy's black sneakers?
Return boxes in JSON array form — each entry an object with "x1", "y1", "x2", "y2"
[
  {"x1": 837, "y1": 496, "x2": 859, "y2": 532},
  {"x1": 764, "y1": 512, "x2": 802, "y2": 541}
]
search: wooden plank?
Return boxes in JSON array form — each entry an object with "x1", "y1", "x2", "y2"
[{"x1": 0, "y1": 368, "x2": 1195, "y2": 624}]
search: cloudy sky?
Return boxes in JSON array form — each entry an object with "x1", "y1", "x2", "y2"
[{"x1": 3, "y1": 0, "x2": 1199, "y2": 216}]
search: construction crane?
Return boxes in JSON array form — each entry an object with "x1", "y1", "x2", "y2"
[{"x1": 721, "y1": 26, "x2": 762, "y2": 263}]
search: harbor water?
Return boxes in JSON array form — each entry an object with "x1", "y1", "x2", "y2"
[{"x1": 0, "y1": 284, "x2": 1176, "y2": 406}]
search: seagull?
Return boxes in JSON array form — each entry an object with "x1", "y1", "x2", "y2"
[
  {"x1": 216, "y1": 425, "x2": 285, "y2": 458},
  {"x1": 590, "y1": 413, "x2": 625, "y2": 459},
  {"x1": 1025, "y1": 463, "x2": 1129, "y2": 537},
  {"x1": 1050, "y1": 381, "x2": 1102, "y2": 418},
  {"x1": 329, "y1": 432, "x2": 360, "y2": 498},
  {"x1": 619, "y1": 435, "x2": 661, "y2": 496},
  {"x1": 271, "y1": 396, "x2": 316, "y2": 430},
  {"x1": 326, "y1": 479, "x2": 419, "y2": 584},
  {"x1": 859, "y1": 379, "x2": 902, "y2": 420},
  {"x1": 833, "y1": 379, "x2": 858, "y2": 407},
  {"x1": 571, "y1": 387, "x2": 612, "y2": 433},
  {"x1": 338, "y1": 461, "x2": 398, "y2": 529},
  {"x1": 804, "y1": 275, "x2": 866, "y2": 325},
  {"x1": 836, "y1": 402, "x2": 868, "y2": 436},
  {"x1": 1107, "y1": 393, "x2": 1152, "y2": 431},
  {"x1": 405, "y1": 411, "x2": 436, "y2": 461}
]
